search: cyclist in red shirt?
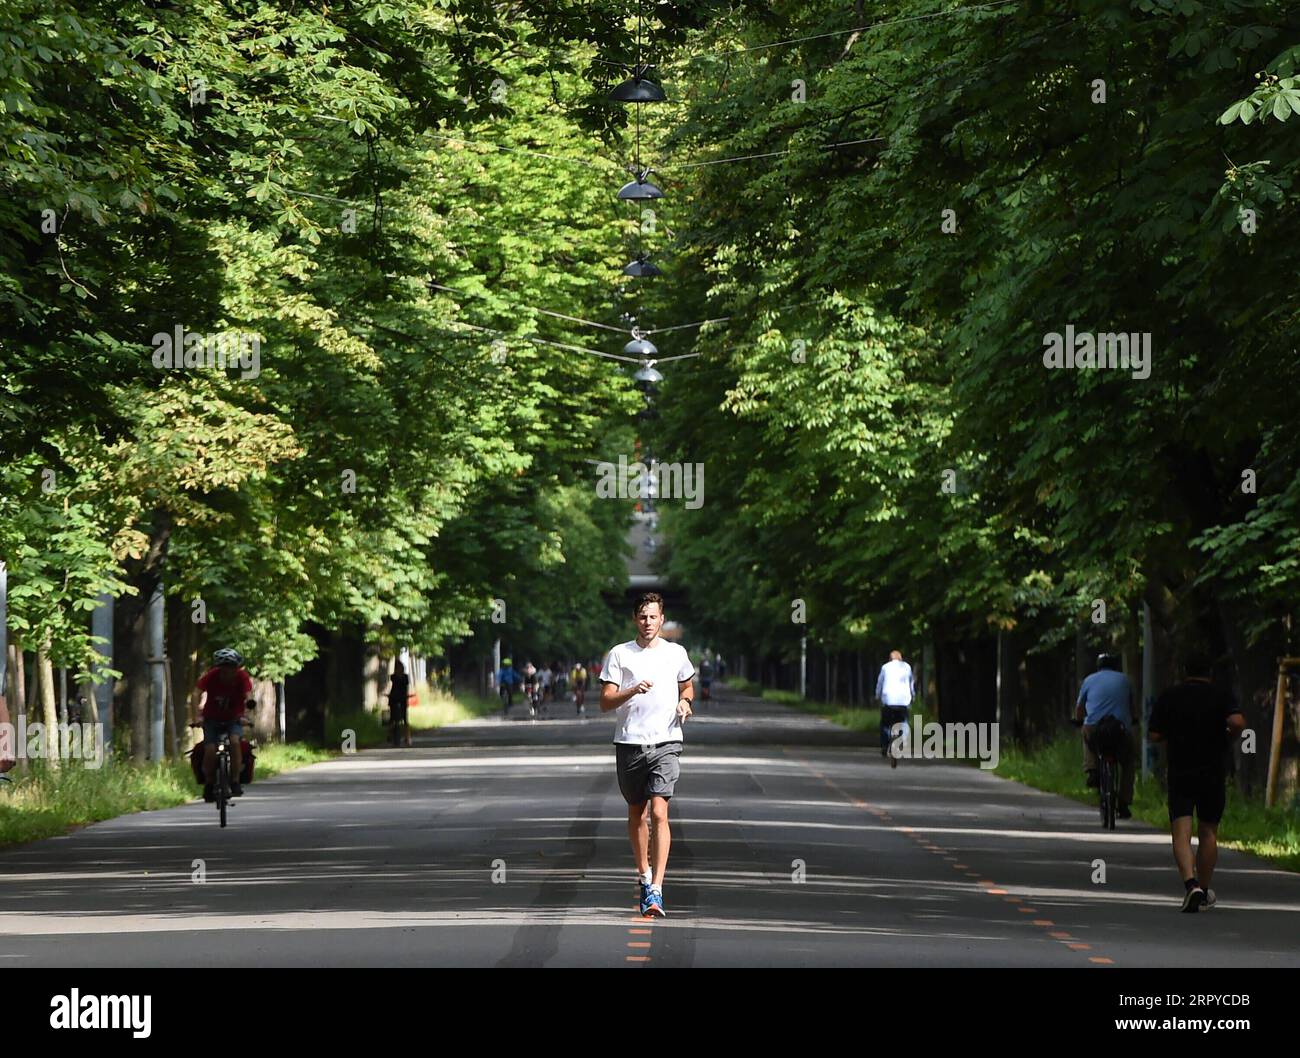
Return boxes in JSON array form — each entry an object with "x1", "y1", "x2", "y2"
[{"x1": 197, "y1": 648, "x2": 251, "y2": 799}]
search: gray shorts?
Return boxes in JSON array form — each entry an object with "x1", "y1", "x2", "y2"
[{"x1": 616, "y1": 742, "x2": 682, "y2": 805}]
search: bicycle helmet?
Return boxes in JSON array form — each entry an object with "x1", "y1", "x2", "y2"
[
  {"x1": 213, "y1": 647, "x2": 244, "y2": 667},
  {"x1": 1096, "y1": 652, "x2": 1121, "y2": 671}
]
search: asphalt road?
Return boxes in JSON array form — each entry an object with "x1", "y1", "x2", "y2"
[{"x1": 1, "y1": 685, "x2": 1296, "y2": 967}]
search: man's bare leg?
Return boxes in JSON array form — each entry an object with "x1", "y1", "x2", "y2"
[
  {"x1": 649, "y1": 795, "x2": 671, "y2": 887},
  {"x1": 628, "y1": 802, "x2": 650, "y2": 878},
  {"x1": 1171, "y1": 815, "x2": 1196, "y2": 881},
  {"x1": 1197, "y1": 821, "x2": 1219, "y2": 890}
]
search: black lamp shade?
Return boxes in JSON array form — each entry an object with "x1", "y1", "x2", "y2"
[
  {"x1": 618, "y1": 178, "x2": 663, "y2": 201},
  {"x1": 623, "y1": 256, "x2": 662, "y2": 277},
  {"x1": 624, "y1": 337, "x2": 658, "y2": 357},
  {"x1": 633, "y1": 362, "x2": 663, "y2": 385},
  {"x1": 610, "y1": 77, "x2": 667, "y2": 103}
]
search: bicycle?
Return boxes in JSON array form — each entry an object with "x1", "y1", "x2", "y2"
[
  {"x1": 1074, "y1": 717, "x2": 1121, "y2": 830},
  {"x1": 388, "y1": 698, "x2": 409, "y2": 747},
  {"x1": 1097, "y1": 743, "x2": 1119, "y2": 830},
  {"x1": 191, "y1": 718, "x2": 252, "y2": 828}
]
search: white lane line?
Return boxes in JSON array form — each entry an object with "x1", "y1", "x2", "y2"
[
  {"x1": 303, "y1": 755, "x2": 816, "y2": 773},
  {"x1": 0, "y1": 908, "x2": 1010, "y2": 941}
]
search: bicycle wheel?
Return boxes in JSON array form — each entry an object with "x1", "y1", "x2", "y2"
[
  {"x1": 217, "y1": 750, "x2": 229, "y2": 828},
  {"x1": 1099, "y1": 758, "x2": 1115, "y2": 830},
  {"x1": 1098, "y1": 758, "x2": 1110, "y2": 828},
  {"x1": 1106, "y1": 758, "x2": 1118, "y2": 830}
]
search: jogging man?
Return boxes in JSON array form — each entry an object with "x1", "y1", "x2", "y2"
[
  {"x1": 1074, "y1": 653, "x2": 1138, "y2": 818},
  {"x1": 875, "y1": 649, "x2": 915, "y2": 768},
  {"x1": 601, "y1": 592, "x2": 695, "y2": 918},
  {"x1": 1149, "y1": 654, "x2": 1245, "y2": 912}
]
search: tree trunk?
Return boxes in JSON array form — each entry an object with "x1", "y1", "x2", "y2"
[{"x1": 37, "y1": 641, "x2": 59, "y2": 769}]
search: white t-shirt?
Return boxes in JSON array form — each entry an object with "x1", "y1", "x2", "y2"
[
  {"x1": 600, "y1": 639, "x2": 696, "y2": 744},
  {"x1": 876, "y1": 659, "x2": 915, "y2": 707}
]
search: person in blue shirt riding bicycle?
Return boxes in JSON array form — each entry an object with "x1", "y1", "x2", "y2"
[
  {"x1": 1074, "y1": 653, "x2": 1138, "y2": 819},
  {"x1": 497, "y1": 657, "x2": 520, "y2": 714}
]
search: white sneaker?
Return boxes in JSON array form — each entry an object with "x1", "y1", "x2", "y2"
[{"x1": 1203, "y1": 888, "x2": 1217, "y2": 910}]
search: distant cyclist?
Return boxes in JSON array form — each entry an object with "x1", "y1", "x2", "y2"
[
  {"x1": 699, "y1": 656, "x2": 713, "y2": 701},
  {"x1": 196, "y1": 648, "x2": 251, "y2": 800},
  {"x1": 497, "y1": 657, "x2": 520, "y2": 714},
  {"x1": 522, "y1": 661, "x2": 538, "y2": 713},
  {"x1": 875, "y1": 650, "x2": 915, "y2": 768},
  {"x1": 570, "y1": 660, "x2": 589, "y2": 715},
  {"x1": 1074, "y1": 653, "x2": 1137, "y2": 819},
  {"x1": 538, "y1": 663, "x2": 553, "y2": 713}
]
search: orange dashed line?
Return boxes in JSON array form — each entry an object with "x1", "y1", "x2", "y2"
[
  {"x1": 988, "y1": 889, "x2": 1008, "y2": 895},
  {"x1": 1068, "y1": 944, "x2": 1091, "y2": 951},
  {"x1": 1048, "y1": 931, "x2": 1073, "y2": 940},
  {"x1": 1032, "y1": 919, "x2": 1053, "y2": 926},
  {"x1": 627, "y1": 942, "x2": 651, "y2": 949},
  {"x1": 977, "y1": 880, "x2": 996, "y2": 887},
  {"x1": 629, "y1": 929, "x2": 652, "y2": 935},
  {"x1": 1089, "y1": 957, "x2": 1114, "y2": 965},
  {"x1": 1004, "y1": 896, "x2": 1022, "y2": 903},
  {"x1": 626, "y1": 956, "x2": 650, "y2": 963},
  {"x1": 1017, "y1": 908, "x2": 1037, "y2": 914}
]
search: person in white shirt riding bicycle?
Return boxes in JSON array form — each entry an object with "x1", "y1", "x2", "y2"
[{"x1": 875, "y1": 650, "x2": 915, "y2": 768}]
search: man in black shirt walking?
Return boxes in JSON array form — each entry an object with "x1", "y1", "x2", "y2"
[{"x1": 1148, "y1": 654, "x2": 1246, "y2": 913}]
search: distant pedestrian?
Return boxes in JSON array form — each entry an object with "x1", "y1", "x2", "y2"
[
  {"x1": 875, "y1": 650, "x2": 915, "y2": 768},
  {"x1": 386, "y1": 660, "x2": 411, "y2": 747},
  {"x1": 1149, "y1": 653, "x2": 1245, "y2": 912}
]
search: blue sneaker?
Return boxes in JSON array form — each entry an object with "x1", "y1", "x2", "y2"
[{"x1": 642, "y1": 886, "x2": 666, "y2": 918}]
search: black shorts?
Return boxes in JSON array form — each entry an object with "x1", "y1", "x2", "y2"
[
  {"x1": 1167, "y1": 769, "x2": 1226, "y2": 824},
  {"x1": 616, "y1": 742, "x2": 682, "y2": 805}
]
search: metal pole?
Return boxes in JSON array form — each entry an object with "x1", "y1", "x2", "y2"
[
  {"x1": 1141, "y1": 600, "x2": 1154, "y2": 779},
  {"x1": 492, "y1": 637, "x2": 501, "y2": 693},
  {"x1": 799, "y1": 636, "x2": 807, "y2": 699},
  {"x1": 92, "y1": 592, "x2": 114, "y2": 760},
  {"x1": 277, "y1": 680, "x2": 286, "y2": 743},
  {"x1": 148, "y1": 580, "x2": 165, "y2": 761}
]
